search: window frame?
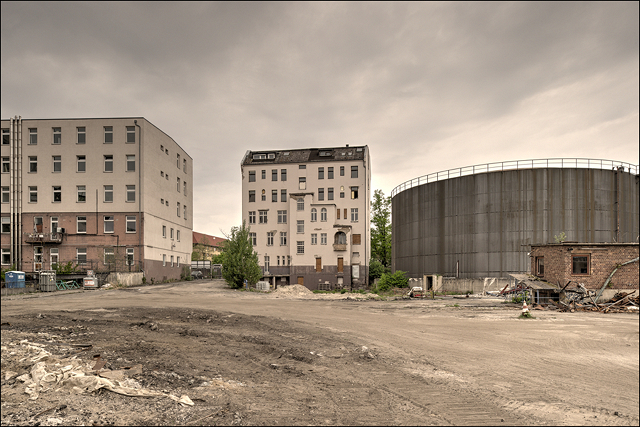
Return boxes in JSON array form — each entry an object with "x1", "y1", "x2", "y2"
[
  {"x1": 280, "y1": 232, "x2": 287, "y2": 246},
  {"x1": 126, "y1": 126, "x2": 136, "y2": 143},
  {"x1": 311, "y1": 208, "x2": 317, "y2": 222},
  {"x1": 126, "y1": 155, "x2": 136, "y2": 172},
  {"x1": 311, "y1": 233, "x2": 317, "y2": 245},
  {"x1": 126, "y1": 216, "x2": 137, "y2": 233},
  {"x1": 281, "y1": 169, "x2": 287, "y2": 181},
  {"x1": 1, "y1": 187, "x2": 8, "y2": 204},
  {"x1": 572, "y1": 254, "x2": 590, "y2": 275},
  {"x1": 297, "y1": 241, "x2": 304, "y2": 254},
  {"x1": 77, "y1": 185, "x2": 86, "y2": 203},
  {"x1": 535, "y1": 256, "x2": 544, "y2": 276},
  {"x1": 318, "y1": 188, "x2": 324, "y2": 201},
  {"x1": 249, "y1": 170, "x2": 256, "y2": 182},
  {"x1": 351, "y1": 208, "x2": 359, "y2": 222},
  {"x1": 104, "y1": 185, "x2": 113, "y2": 203},
  {"x1": 321, "y1": 208, "x2": 327, "y2": 222},
  {"x1": 77, "y1": 127, "x2": 86, "y2": 144},
  {"x1": 52, "y1": 186, "x2": 62, "y2": 203},
  {"x1": 29, "y1": 186, "x2": 38, "y2": 203},
  {"x1": 351, "y1": 166, "x2": 358, "y2": 178},
  {"x1": 318, "y1": 167, "x2": 324, "y2": 180},
  {"x1": 328, "y1": 167, "x2": 334, "y2": 179},
  {"x1": 53, "y1": 155, "x2": 61, "y2": 173},
  {"x1": 29, "y1": 128, "x2": 37, "y2": 145},
  {"x1": 104, "y1": 126, "x2": 113, "y2": 144},
  {"x1": 249, "y1": 211, "x2": 256, "y2": 224},
  {"x1": 77, "y1": 216, "x2": 87, "y2": 234},
  {"x1": 104, "y1": 155, "x2": 113, "y2": 172},
  {"x1": 104, "y1": 215, "x2": 115, "y2": 234},
  {"x1": 29, "y1": 156, "x2": 37, "y2": 173},
  {"x1": 277, "y1": 210, "x2": 287, "y2": 224},
  {"x1": 1, "y1": 157, "x2": 9, "y2": 173},
  {"x1": 52, "y1": 127, "x2": 61, "y2": 145},
  {"x1": 77, "y1": 155, "x2": 86, "y2": 172},
  {"x1": 297, "y1": 220, "x2": 304, "y2": 234},
  {"x1": 126, "y1": 185, "x2": 136, "y2": 202}
]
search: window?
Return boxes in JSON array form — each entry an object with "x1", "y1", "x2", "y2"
[
  {"x1": 321, "y1": 208, "x2": 327, "y2": 222},
  {"x1": 184, "y1": 181, "x2": 187, "y2": 196},
  {"x1": 351, "y1": 208, "x2": 358, "y2": 222},
  {"x1": 340, "y1": 191, "x2": 345, "y2": 198},
  {"x1": 277, "y1": 255, "x2": 280, "y2": 266},
  {"x1": 340, "y1": 166, "x2": 344, "y2": 176},
  {"x1": 351, "y1": 186, "x2": 359, "y2": 199},
  {"x1": 318, "y1": 167, "x2": 324, "y2": 179},
  {"x1": 281, "y1": 169, "x2": 287, "y2": 181},
  {"x1": 183, "y1": 205, "x2": 187, "y2": 220},
  {"x1": 272, "y1": 169, "x2": 278, "y2": 181},
  {"x1": 165, "y1": 173, "x2": 169, "y2": 180},
  {"x1": 316, "y1": 257, "x2": 322, "y2": 272},
  {"x1": 249, "y1": 171, "x2": 256, "y2": 182},
  {"x1": 336, "y1": 209, "x2": 340, "y2": 220},
  {"x1": 299, "y1": 165, "x2": 306, "y2": 169},
  {"x1": 297, "y1": 220, "x2": 304, "y2": 233},
  {"x1": 177, "y1": 153, "x2": 180, "y2": 168},
  {"x1": 267, "y1": 232, "x2": 274, "y2": 246},
  {"x1": 77, "y1": 248, "x2": 87, "y2": 264},
  {"x1": 272, "y1": 189, "x2": 278, "y2": 202},
  {"x1": 352, "y1": 234, "x2": 361, "y2": 245},
  {"x1": 2, "y1": 129, "x2": 8, "y2": 145},
  {"x1": 34, "y1": 217, "x2": 43, "y2": 233},
  {"x1": 1, "y1": 157, "x2": 9, "y2": 173},
  {"x1": 311, "y1": 233, "x2": 317, "y2": 245},
  {"x1": 318, "y1": 188, "x2": 324, "y2": 201},
  {"x1": 163, "y1": 254, "x2": 166, "y2": 266},
  {"x1": 126, "y1": 185, "x2": 135, "y2": 202},
  {"x1": 311, "y1": 208, "x2": 317, "y2": 222},
  {"x1": 161, "y1": 198, "x2": 164, "y2": 204},
  {"x1": 127, "y1": 155, "x2": 135, "y2": 172},
  {"x1": 1, "y1": 248, "x2": 10, "y2": 265},
  {"x1": 53, "y1": 186, "x2": 62, "y2": 202},
  {"x1": 77, "y1": 185, "x2": 86, "y2": 202},
  {"x1": 29, "y1": 128, "x2": 37, "y2": 145},
  {"x1": 249, "y1": 190, "x2": 255, "y2": 202},
  {"x1": 297, "y1": 241, "x2": 304, "y2": 254},
  {"x1": 321, "y1": 233, "x2": 327, "y2": 245},
  {"x1": 170, "y1": 228, "x2": 174, "y2": 240},
  {"x1": 328, "y1": 167, "x2": 334, "y2": 179},
  {"x1": 161, "y1": 144, "x2": 164, "y2": 152},
  {"x1": 127, "y1": 248, "x2": 134, "y2": 266},
  {"x1": 77, "y1": 216, "x2": 87, "y2": 233},
  {"x1": 249, "y1": 232, "x2": 257, "y2": 246},
  {"x1": 50, "y1": 248, "x2": 59, "y2": 267},
  {"x1": 261, "y1": 189, "x2": 266, "y2": 201},
  {"x1": 51, "y1": 217, "x2": 59, "y2": 233},
  {"x1": 297, "y1": 198, "x2": 304, "y2": 211},
  {"x1": 264, "y1": 255, "x2": 270, "y2": 272},
  {"x1": 161, "y1": 171, "x2": 164, "y2": 177},
  {"x1": 104, "y1": 155, "x2": 113, "y2": 172},
  {"x1": 249, "y1": 211, "x2": 256, "y2": 224},
  {"x1": 126, "y1": 216, "x2": 136, "y2": 233},
  {"x1": 177, "y1": 177, "x2": 181, "y2": 192},
  {"x1": 281, "y1": 189, "x2": 287, "y2": 202},
  {"x1": 163, "y1": 225, "x2": 166, "y2": 238},
  {"x1": 335, "y1": 231, "x2": 347, "y2": 245},
  {"x1": 261, "y1": 170, "x2": 266, "y2": 180},
  {"x1": 1, "y1": 187, "x2": 8, "y2": 204},
  {"x1": 280, "y1": 232, "x2": 287, "y2": 246},
  {"x1": 77, "y1": 127, "x2": 86, "y2": 144},
  {"x1": 351, "y1": 166, "x2": 358, "y2": 178},
  {"x1": 77, "y1": 155, "x2": 86, "y2": 172},
  {"x1": 177, "y1": 202, "x2": 181, "y2": 217},
  {"x1": 104, "y1": 216, "x2": 114, "y2": 233},
  {"x1": 29, "y1": 186, "x2": 37, "y2": 203},
  {"x1": 299, "y1": 177, "x2": 306, "y2": 190},
  {"x1": 104, "y1": 185, "x2": 113, "y2": 202},
  {"x1": 53, "y1": 156, "x2": 61, "y2": 172},
  {"x1": 104, "y1": 126, "x2": 113, "y2": 144},
  {"x1": 177, "y1": 230, "x2": 180, "y2": 241},
  {"x1": 126, "y1": 126, "x2": 135, "y2": 143},
  {"x1": 183, "y1": 158, "x2": 187, "y2": 173},
  {"x1": 277, "y1": 210, "x2": 287, "y2": 224},
  {"x1": 259, "y1": 210, "x2": 268, "y2": 224},
  {"x1": 29, "y1": 156, "x2": 37, "y2": 173},
  {"x1": 104, "y1": 248, "x2": 115, "y2": 265},
  {"x1": 52, "y1": 127, "x2": 61, "y2": 145},
  {"x1": 572, "y1": 255, "x2": 590, "y2": 275},
  {"x1": 328, "y1": 188, "x2": 334, "y2": 200},
  {"x1": 535, "y1": 257, "x2": 544, "y2": 276},
  {"x1": 1, "y1": 217, "x2": 10, "y2": 233}
]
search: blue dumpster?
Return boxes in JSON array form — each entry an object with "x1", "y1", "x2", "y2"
[{"x1": 5, "y1": 271, "x2": 26, "y2": 288}]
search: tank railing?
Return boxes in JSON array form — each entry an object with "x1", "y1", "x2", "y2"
[{"x1": 391, "y1": 158, "x2": 639, "y2": 198}]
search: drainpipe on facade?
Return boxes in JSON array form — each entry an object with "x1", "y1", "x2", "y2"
[{"x1": 135, "y1": 120, "x2": 142, "y2": 275}]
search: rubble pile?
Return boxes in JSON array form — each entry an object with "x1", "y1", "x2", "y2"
[{"x1": 551, "y1": 289, "x2": 638, "y2": 313}]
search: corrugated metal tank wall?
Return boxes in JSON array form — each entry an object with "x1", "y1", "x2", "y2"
[{"x1": 392, "y1": 168, "x2": 639, "y2": 278}]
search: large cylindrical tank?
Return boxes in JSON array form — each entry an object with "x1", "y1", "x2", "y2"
[{"x1": 391, "y1": 159, "x2": 639, "y2": 278}]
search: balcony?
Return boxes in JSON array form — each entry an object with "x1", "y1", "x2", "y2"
[
  {"x1": 333, "y1": 244, "x2": 347, "y2": 251},
  {"x1": 25, "y1": 232, "x2": 63, "y2": 244}
]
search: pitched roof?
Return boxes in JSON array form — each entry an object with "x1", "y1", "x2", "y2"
[
  {"x1": 192, "y1": 231, "x2": 226, "y2": 247},
  {"x1": 242, "y1": 146, "x2": 367, "y2": 166}
]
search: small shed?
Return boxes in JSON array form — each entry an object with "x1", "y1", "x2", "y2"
[{"x1": 509, "y1": 274, "x2": 559, "y2": 304}]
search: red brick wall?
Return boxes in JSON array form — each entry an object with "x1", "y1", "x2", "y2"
[{"x1": 531, "y1": 244, "x2": 639, "y2": 290}]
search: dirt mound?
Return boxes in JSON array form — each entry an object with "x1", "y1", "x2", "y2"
[{"x1": 274, "y1": 284, "x2": 313, "y2": 297}]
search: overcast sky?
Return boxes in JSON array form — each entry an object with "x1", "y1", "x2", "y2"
[{"x1": 2, "y1": 2, "x2": 638, "y2": 237}]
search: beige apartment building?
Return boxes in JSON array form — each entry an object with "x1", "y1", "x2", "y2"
[
  {"x1": 241, "y1": 146, "x2": 370, "y2": 290},
  {"x1": 1, "y1": 116, "x2": 193, "y2": 282}
]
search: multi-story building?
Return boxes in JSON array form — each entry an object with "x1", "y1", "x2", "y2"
[
  {"x1": 241, "y1": 146, "x2": 370, "y2": 290},
  {"x1": 1, "y1": 116, "x2": 193, "y2": 282}
]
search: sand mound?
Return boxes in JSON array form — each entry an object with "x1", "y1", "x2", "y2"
[{"x1": 274, "y1": 284, "x2": 313, "y2": 296}]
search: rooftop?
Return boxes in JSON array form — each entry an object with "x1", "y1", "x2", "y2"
[{"x1": 242, "y1": 146, "x2": 367, "y2": 166}]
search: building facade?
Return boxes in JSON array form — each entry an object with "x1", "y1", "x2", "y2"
[
  {"x1": 530, "y1": 243, "x2": 639, "y2": 290},
  {"x1": 1, "y1": 116, "x2": 193, "y2": 282},
  {"x1": 241, "y1": 146, "x2": 370, "y2": 290},
  {"x1": 192, "y1": 231, "x2": 226, "y2": 259}
]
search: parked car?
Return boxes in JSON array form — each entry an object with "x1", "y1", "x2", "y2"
[{"x1": 191, "y1": 270, "x2": 203, "y2": 279}]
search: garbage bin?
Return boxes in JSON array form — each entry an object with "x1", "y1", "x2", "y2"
[
  {"x1": 39, "y1": 271, "x2": 57, "y2": 292},
  {"x1": 5, "y1": 271, "x2": 26, "y2": 288}
]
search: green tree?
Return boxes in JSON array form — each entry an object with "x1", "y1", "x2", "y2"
[
  {"x1": 220, "y1": 221, "x2": 261, "y2": 289},
  {"x1": 368, "y1": 259, "x2": 386, "y2": 282},
  {"x1": 371, "y1": 189, "x2": 392, "y2": 268}
]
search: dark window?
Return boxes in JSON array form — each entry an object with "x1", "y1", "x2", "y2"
[
  {"x1": 572, "y1": 255, "x2": 589, "y2": 275},
  {"x1": 328, "y1": 188, "x2": 334, "y2": 200},
  {"x1": 318, "y1": 167, "x2": 324, "y2": 179},
  {"x1": 281, "y1": 189, "x2": 287, "y2": 202},
  {"x1": 351, "y1": 166, "x2": 358, "y2": 178},
  {"x1": 272, "y1": 169, "x2": 277, "y2": 181},
  {"x1": 318, "y1": 188, "x2": 324, "y2": 201},
  {"x1": 328, "y1": 167, "x2": 334, "y2": 179},
  {"x1": 249, "y1": 190, "x2": 255, "y2": 202},
  {"x1": 281, "y1": 169, "x2": 287, "y2": 181},
  {"x1": 340, "y1": 166, "x2": 344, "y2": 176},
  {"x1": 261, "y1": 170, "x2": 266, "y2": 179},
  {"x1": 535, "y1": 257, "x2": 544, "y2": 276},
  {"x1": 249, "y1": 171, "x2": 256, "y2": 182},
  {"x1": 272, "y1": 189, "x2": 277, "y2": 202}
]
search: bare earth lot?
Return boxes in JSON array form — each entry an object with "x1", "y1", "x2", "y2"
[{"x1": 1, "y1": 280, "x2": 638, "y2": 426}]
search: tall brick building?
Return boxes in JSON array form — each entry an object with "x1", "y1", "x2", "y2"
[
  {"x1": 530, "y1": 243, "x2": 639, "y2": 290},
  {"x1": 1, "y1": 116, "x2": 193, "y2": 282}
]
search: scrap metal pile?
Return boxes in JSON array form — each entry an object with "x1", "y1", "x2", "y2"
[{"x1": 554, "y1": 288, "x2": 639, "y2": 313}]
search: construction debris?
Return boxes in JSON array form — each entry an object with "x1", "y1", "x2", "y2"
[{"x1": 557, "y1": 290, "x2": 639, "y2": 313}]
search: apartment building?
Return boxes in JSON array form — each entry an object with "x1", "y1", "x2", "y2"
[
  {"x1": 241, "y1": 146, "x2": 370, "y2": 290},
  {"x1": 1, "y1": 116, "x2": 193, "y2": 282}
]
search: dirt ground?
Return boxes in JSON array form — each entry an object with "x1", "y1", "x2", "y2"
[{"x1": 1, "y1": 280, "x2": 638, "y2": 426}]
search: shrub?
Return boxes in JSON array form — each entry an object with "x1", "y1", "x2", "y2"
[{"x1": 375, "y1": 270, "x2": 409, "y2": 293}]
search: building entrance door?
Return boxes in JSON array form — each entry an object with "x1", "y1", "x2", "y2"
[
  {"x1": 297, "y1": 276, "x2": 304, "y2": 286},
  {"x1": 34, "y1": 246, "x2": 43, "y2": 271}
]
